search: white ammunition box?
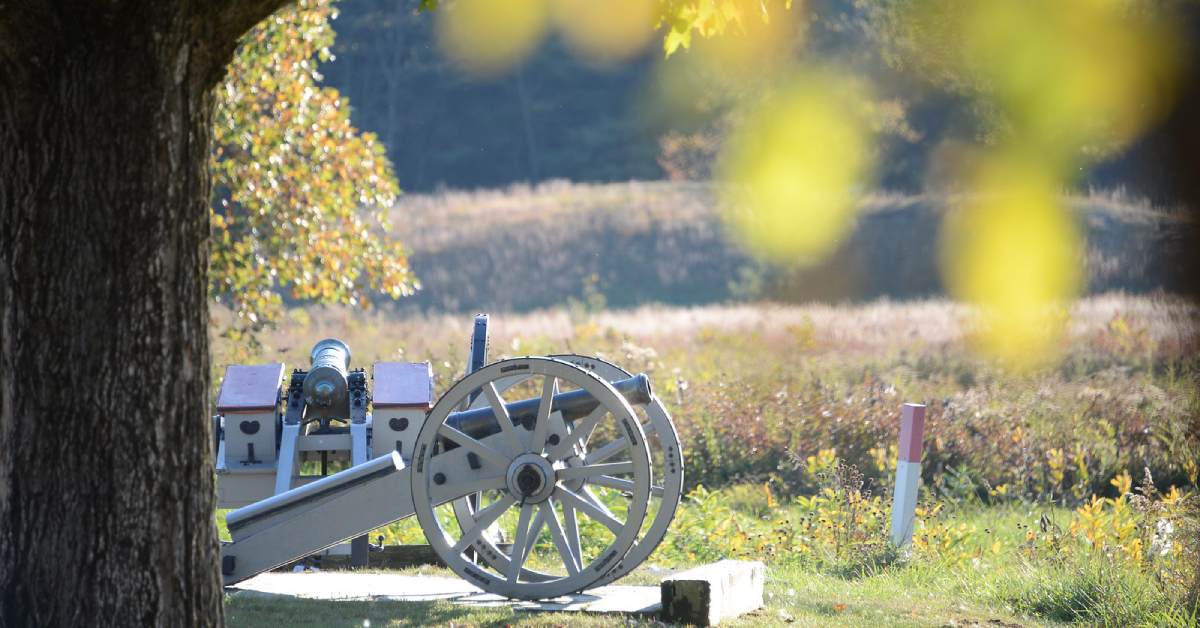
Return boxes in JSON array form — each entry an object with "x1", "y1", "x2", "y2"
[
  {"x1": 217, "y1": 363, "x2": 283, "y2": 469},
  {"x1": 371, "y1": 362, "x2": 433, "y2": 460}
]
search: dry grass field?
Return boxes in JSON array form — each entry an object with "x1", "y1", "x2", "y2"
[
  {"x1": 216, "y1": 293, "x2": 1200, "y2": 625},
  {"x1": 217, "y1": 293, "x2": 1199, "y2": 494},
  {"x1": 384, "y1": 181, "x2": 1191, "y2": 311}
]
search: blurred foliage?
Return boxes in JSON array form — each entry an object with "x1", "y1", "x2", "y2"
[
  {"x1": 435, "y1": 0, "x2": 550, "y2": 77},
  {"x1": 208, "y1": 0, "x2": 804, "y2": 333},
  {"x1": 658, "y1": 0, "x2": 797, "y2": 63},
  {"x1": 211, "y1": 0, "x2": 1189, "y2": 366},
  {"x1": 425, "y1": 0, "x2": 796, "y2": 76},
  {"x1": 717, "y1": 72, "x2": 874, "y2": 264},
  {"x1": 314, "y1": 1, "x2": 1186, "y2": 195},
  {"x1": 696, "y1": 0, "x2": 1188, "y2": 368},
  {"x1": 941, "y1": 157, "x2": 1084, "y2": 367},
  {"x1": 876, "y1": 0, "x2": 1183, "y2": 161},
  {"x1": 552, "y1": 0, "x2": 658, "y2": 65},
  {"x1": 211, "y1": 0, "x2": 418, "y2": 335},
  {"x1": 868, "y1": 0, "x2": 1185, "y2": 366}
]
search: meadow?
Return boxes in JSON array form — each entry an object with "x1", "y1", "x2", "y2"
[
  {"x1": 385, "y1": 181, "x2": 1190, "y2": 312},
  {"x1": 217, "y1": 293, "x2": 1200, "y2": 625}
]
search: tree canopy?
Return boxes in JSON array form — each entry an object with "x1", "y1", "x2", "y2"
[{"x1": 211, "y1": 0, "x2": 417, "y2": 333}]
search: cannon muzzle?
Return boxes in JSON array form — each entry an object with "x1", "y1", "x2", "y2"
[
  {"x1": 304, "y1": 338, "x2": 351, "y2": 411},
  {"x1": 446, "y1": 373, "x2": 652, "y2": 440}
]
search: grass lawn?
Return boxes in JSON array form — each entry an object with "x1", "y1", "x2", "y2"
[
  {"x1": 224, "y1": 507, "x2": 1101, "y2": 627},
  {"x1": 224, "y1": 563, "x2": 1042, "y2": 627}
]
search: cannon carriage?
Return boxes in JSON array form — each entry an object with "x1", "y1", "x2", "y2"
[{"x1": 214, "y1": 315, "x2": 683, "y2": 600}]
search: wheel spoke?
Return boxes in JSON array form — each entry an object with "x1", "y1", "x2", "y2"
[
  {"x1": 583, "y1": 436, "x2": 627, "y2": 465},
  {"x1": 484, "y1": 382, "x2": 524, "y2": 456},
  {"x1": 556, "y1": 486, "x2": 623, "y2": 534},
  {"x1": 432, "y1": 474, "x2": 506, "y2": 504},
  {"x1": 529, "y1": 376, "x2": 557, "y2": 454},
  {"x1": 575, "y1": 408, "x2": 603, "y2": 450},
  {"x1": 563, "y1": 502, "x2": 582, "y2": 564},
  {"x1": 453, "y1": 495, "x2": 515, "y2": 553},
  {"x1": 547, "y1": 404, "x2": 606, "y2": 461},
  {"x1": 506, "y1": 503, "x2": 535, "y2": 583},
  {"x1": 437, "y1": 424, "x2": 510, "y2": 469},
  {"x1": 582, "y1": 486, "x2": 621, "y2": 522},
  {"x1": 556, "y1": 461, "x2": 634, "y2": 482},
  {"x1": 519, "y1": 508, "x2": 548, "y2": 564},
  {"x1": 541, "y1": 499, "x2": 580, "y2": 575},
  {"x1": 588, "y1": 474, "x2": 665, "y2": 497}
]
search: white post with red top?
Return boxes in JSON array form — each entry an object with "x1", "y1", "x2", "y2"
[{"x1": 891, "y1": 402, "x2": 926, "y2": 547}]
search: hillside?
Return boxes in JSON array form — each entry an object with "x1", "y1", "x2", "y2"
[{"x1": 385, "y1": 181, "x2": 1191, "y2": 313}]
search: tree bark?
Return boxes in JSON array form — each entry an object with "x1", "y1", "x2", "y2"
[{"x1": 0, "y1": 1, "x2": 285, "y2": 624}]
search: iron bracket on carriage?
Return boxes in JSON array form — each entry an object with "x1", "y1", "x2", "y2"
[{"x1": 213, "y1": 314, "x2": 683, "y2": 600}]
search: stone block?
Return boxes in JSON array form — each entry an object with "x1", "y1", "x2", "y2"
[{"x1": 660, "y1": 560, "x2": 765, "y2": 625}]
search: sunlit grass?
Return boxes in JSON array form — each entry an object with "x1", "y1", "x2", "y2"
[{"x1": 224, "y1": 498, "x2": 1196, "y2": 626}]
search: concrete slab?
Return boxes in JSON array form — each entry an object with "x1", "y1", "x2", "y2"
[
  {"x1": 661, "y1": 560, "x2": 765, "y2": 626},
  {"x1": 227, "y1": 571, "x2": 661, "y2": 615}
]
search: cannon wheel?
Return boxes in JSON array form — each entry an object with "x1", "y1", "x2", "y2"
[
  {"x1": 452, "y1": 354, "x2": 683, "y2": 586},
  {"x1": 410, "y1": 357, "x2": 652, "y2": 600}
]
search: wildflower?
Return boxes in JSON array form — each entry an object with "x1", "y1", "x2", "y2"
[{"x1": 1150, "y1": 518, "x2": 1173, "y2": 557}]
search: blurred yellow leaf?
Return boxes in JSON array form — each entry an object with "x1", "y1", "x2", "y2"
[
  {"x1": 552, "y1": 0, "x2": 656, "y2": 64},
  {"x1": 437, "y1": 0, "x2": 549, "y2": 77},
  {"x1": 962, "y1": 0, "x2": 1180, "y2": 160},
  {"x1": 718, "y1": 74, "x2": 873, "y2": 265},
  {"x1": 896, "y1": 0, "x2": 1182, "y2": 161},
  {"x1": 941, "y1": 154, "x2": 1082, "y2": 368}
]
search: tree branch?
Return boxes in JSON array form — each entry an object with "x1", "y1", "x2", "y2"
[{"x1": 192, "y1": 0, "x2": 294, "y2": 87}]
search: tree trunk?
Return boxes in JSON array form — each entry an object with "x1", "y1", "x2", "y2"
[{"x1": 0, "y1": 2, "x2": 284, "y2": 624}]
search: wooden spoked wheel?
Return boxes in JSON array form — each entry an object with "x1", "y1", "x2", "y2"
[
  {"x1": 451, "y1": 354, "x2": 683, "y2": 586},
  {"x1": 410, "y1": 357, "x2": 652, "y2": 599}
]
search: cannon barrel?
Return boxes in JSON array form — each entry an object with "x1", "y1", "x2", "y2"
[
  {"x1": 304, "y1": 338, "x2": 351, "y2": 409},
  {"x1": 446, "y1": 373, "x2": 652, "y2": 440}
]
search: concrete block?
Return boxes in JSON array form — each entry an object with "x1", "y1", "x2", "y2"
[
  {"x1": 660, "y1": 560, "x2": 764, "y2": 626},
  {"x1": 228, "y1": 572, "x2": 661, "y2": 615}
]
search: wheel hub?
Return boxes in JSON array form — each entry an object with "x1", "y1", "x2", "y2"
[{"x1": 506, "y1": 454, "x2": 556, "y2": 503}]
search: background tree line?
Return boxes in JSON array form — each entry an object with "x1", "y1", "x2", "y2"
[{"x1": 319, "y1": 0, "x2": 1191, "y2": 201}]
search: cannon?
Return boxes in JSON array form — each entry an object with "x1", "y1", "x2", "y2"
[
  {"x1": 214, "y1": 315, "x2": 683, "y2": 600},
  {"x1": 302, "y1": 338, "x2": 352, "y2": 418}
]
